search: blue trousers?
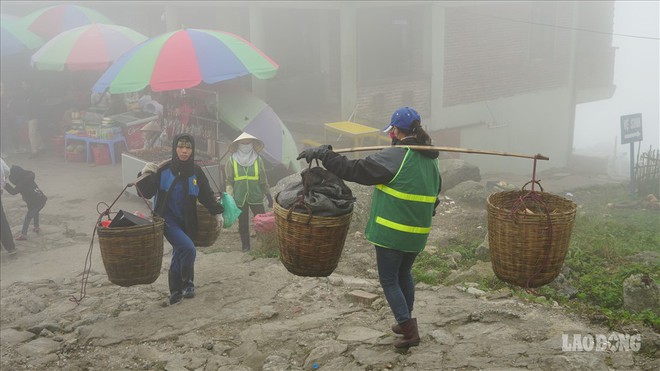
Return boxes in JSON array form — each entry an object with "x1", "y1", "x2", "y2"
[
  {"x1": 164, "y1": 218, "x2": 196, "y2": 275},
  {"x1": 375, "y1": 245, "x2": 419, "y2": 324}
]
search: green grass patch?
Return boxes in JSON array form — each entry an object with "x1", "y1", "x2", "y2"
[{"x1": 417, "y1": 183, "x2": 660, "y2": 331}]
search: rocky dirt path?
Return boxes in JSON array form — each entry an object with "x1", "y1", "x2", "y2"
[{"x1": 0, "y1": 154, "x2": 656, "y2": 370}]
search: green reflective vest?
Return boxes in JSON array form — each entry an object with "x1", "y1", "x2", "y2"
[
  {"x1": 365, "y1": 148, "x2": 440, "y2": 252},
  {"x1": 232, "y1": 158, "x2": 264, "y2": 206}
]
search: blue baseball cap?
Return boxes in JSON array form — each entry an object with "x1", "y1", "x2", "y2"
[{"x1": 382, "y1": 107, "x2": 421, "y2": 133}]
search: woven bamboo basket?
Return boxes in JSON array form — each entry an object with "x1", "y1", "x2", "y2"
[
  {"x1": 193, "y1": 204, "x2": 219, "y2": 247},
  {"x1": 487, "y1": 190, "x2": 577, "y2": 288},
  {"x1": 274, "y1": 196, "x2": 353, "y2": 277},
  {"x1": 97, "y1": 216, "x2": 165, "y2": 287}
]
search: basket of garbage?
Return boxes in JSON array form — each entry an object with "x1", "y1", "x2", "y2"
[
  {"x1": 274, "y1": 200, "x2": 353, "y2": 277},
  {"x1": 97, "y1": 213, "x2": 165, "y2": 287},
  {"x1": 487, "y1": 183, "x2": 577, "y2": 288},
  {"x1": 193, "y1": 203, "x2": 220, "y2": 247},
  {"x1": 274, "y1": 167, "x2": 355, "y2": 277}
]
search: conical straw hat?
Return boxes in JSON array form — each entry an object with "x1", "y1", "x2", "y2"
[{"x1": 229, "y1": 132, "x2": 264, "y2": 153}]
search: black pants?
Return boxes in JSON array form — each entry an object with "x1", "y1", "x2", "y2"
[
  {"x1": 238, "y1": 203, "x2": 265, "y2": 249},
  {"x1": 0, "y1": 197, "x2": 16, "y2": 252}
]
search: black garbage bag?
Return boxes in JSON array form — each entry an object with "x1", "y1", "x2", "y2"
[{"x1": 277, "y1": 167, "x2": 355, "y2": 217}]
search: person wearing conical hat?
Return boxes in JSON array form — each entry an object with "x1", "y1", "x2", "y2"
[{"x1": 225, "y1": 132, "x2": 273, "y2": 252}]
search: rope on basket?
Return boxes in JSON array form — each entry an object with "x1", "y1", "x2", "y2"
[
  {"x1": 508, "y1": 157, "x2": 554, "y2": 291},
  {"x1": 69, "y1": 183, "x2": 157, "y2": 304},
  {"x1": 288, "y1": 160, "x2": 318, "y2": 224}
]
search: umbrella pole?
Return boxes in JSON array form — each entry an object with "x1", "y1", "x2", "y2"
[{"x1": 333, "y1": 145, "x2": 549, "y2": 161}]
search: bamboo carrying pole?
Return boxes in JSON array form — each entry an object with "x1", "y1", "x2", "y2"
[
  {"x1": 333, "y1": 145, "x2": 549, "y2": 161},
  {"x1": 127, "y1": 150, "x2": 230, "y2": 191},
  {"x1": 128, "y1": 159, "x2": 171, "y2": 187}
]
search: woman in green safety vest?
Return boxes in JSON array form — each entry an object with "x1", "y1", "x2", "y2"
[
  {"x1": 225, "y1": 132, "x2": 273, "y2": 252},
  {"x1": 297, "y1": 107, "x2": 442, "y2": 350}
]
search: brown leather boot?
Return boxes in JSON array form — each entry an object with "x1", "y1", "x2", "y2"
[
  {"x1": 393, "y1": 318, "x2": 420, "y2": 348},
  {"x1": 391, "y1": 323, "x2": 403, "y2": 335}
]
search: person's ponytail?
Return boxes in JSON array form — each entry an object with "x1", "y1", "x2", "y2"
[{"x1": 409, "y1": 121, "x2": 432, "y2": 145}]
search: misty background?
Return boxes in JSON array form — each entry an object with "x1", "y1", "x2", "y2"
[
  {"x1": 1, "y1": 1, "x2": 658, "y2": 177},
  {"x1": 574, "y1": 1, "x2": 659, "y2": 173}
]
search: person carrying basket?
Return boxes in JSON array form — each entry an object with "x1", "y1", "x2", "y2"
[
  {"x1": 297, "y1": 107, "x2": 442, "y2": 349},
  {"x1": 137, "y1": 134, "x2": 224, "y2": 305},
  {"x1": 224, "y1": 132, "x2": 273, "y2": 253}
]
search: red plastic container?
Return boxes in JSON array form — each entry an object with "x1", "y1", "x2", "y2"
[
  {"x1": 51, "y1": 136, "x2": 65, "y2": 155},
  {"x1": 66, "y1": 151, "x2": 85, "y2": 162},
  {"x1": 92, "y1": 144, "x2": 111, "y2": 165}
]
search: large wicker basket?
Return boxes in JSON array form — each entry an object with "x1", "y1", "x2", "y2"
[
  {"x1": 97, "y1": 216, "x2": 165, "y2": 287},
  {"x1": 487, "y1": 190, "x2": 577, "y2": 288},
  {"x1": 193, "y1": 204, "x2": 219, "y2": 247},
  {"x1": 274, "y1": 197, "x2": 353, "y2": 277}
]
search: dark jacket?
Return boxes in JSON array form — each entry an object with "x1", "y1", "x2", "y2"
[
  {"x1": 136, "y1": 134, "x2": 223, "y2": 239},
  {"x1": 321, "y1": 137, "x2": 442, "y2": 191},
  {"x1": 5, "y1": 165, "x2": 47, "y2": 210}
]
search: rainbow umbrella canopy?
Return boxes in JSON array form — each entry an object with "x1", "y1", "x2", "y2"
[
  {"x1": 1, "y1": 16, "x2": 43, "y2": 57},
  {"x1": 213, "y1": 92, "x2": 301, "y2": 177},
  {"x1": 92, "y1": 28, "x2": 279, "y2": 94},
  {"x1": 1, "y1": 14, "x2": 20, "y2": 22},
  {"x1": 31, "y1": 24, "x2": 147, "y2": 71},
  {"x1": 20, "y1": 4, "x2": 113, "y2": 41}
]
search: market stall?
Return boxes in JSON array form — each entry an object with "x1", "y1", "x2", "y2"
[
  {"x1": 64, "y1": 111, "x2": 128, "y2": 165},
  {"x1": 109, "y1": 110, "x2": 159, "y2": 150}
]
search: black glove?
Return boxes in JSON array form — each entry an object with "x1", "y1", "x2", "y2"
[{"x1": 296, "y1": 145, "x2": 333, "y2": 163}]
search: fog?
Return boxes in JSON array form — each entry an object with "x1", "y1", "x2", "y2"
[
  {"x1": 1, "y1": 1, "x2": 658, "y2": 177},
  {"x1": 574, "y1": 1, "x2": 660, "y2": 167}
]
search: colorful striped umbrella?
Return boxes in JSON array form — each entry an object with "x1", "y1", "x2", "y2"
[
  {"x1": 215, "y1": 93, "x2": 301, "y2": 175},
  {"x1": 92, "y1": 28, "x2": 279, "y2": 94},
  {"x1": 1, "y1": 17, "x2": 43, "y2": 57},
  {"x1": 20, "y1": 4, "x2": 113, "y2": 40},
  {"x1": 1, "y1": 14, "x2": 20, "y2": 22},
  {"x1": 31, "y1": 24, "x2": 147, "y2": 71}
]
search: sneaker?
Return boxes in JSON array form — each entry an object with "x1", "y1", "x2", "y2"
[
  {"x1": 169, "y1": 291, "x2": 183, "y2": 305},
  {"x1": 15, "y1": 234, "x2": 27, "y2": 241},
  {"x1": 242, "y1": 245, "x2": 251, "y2": 253},
  {"x1": 7, "y1": 249, "x2": 17, "y2": 256},
  {"x1": 182, "y1": 285, "x2": 195, "y2": 299},
  {"x1": 33, "y1": 227, "x2": 40, "y2": 234}
]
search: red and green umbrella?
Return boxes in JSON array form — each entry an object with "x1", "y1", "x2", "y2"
[
  {"x1": 215, "y1": 93, "x2": 301, "y2": 174},
  {"x1": 20, "y1": 4, "x2": 113, "y2": 40},
  {"x1": 92, "y1": 28, "x2": 279, "y2": 94},
  {"x1": 30, "y1": 24, "x2": 147, "y2": 71},
  {"x1": 1, "y1": 17, "x2": 43, "y2": 57}
]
